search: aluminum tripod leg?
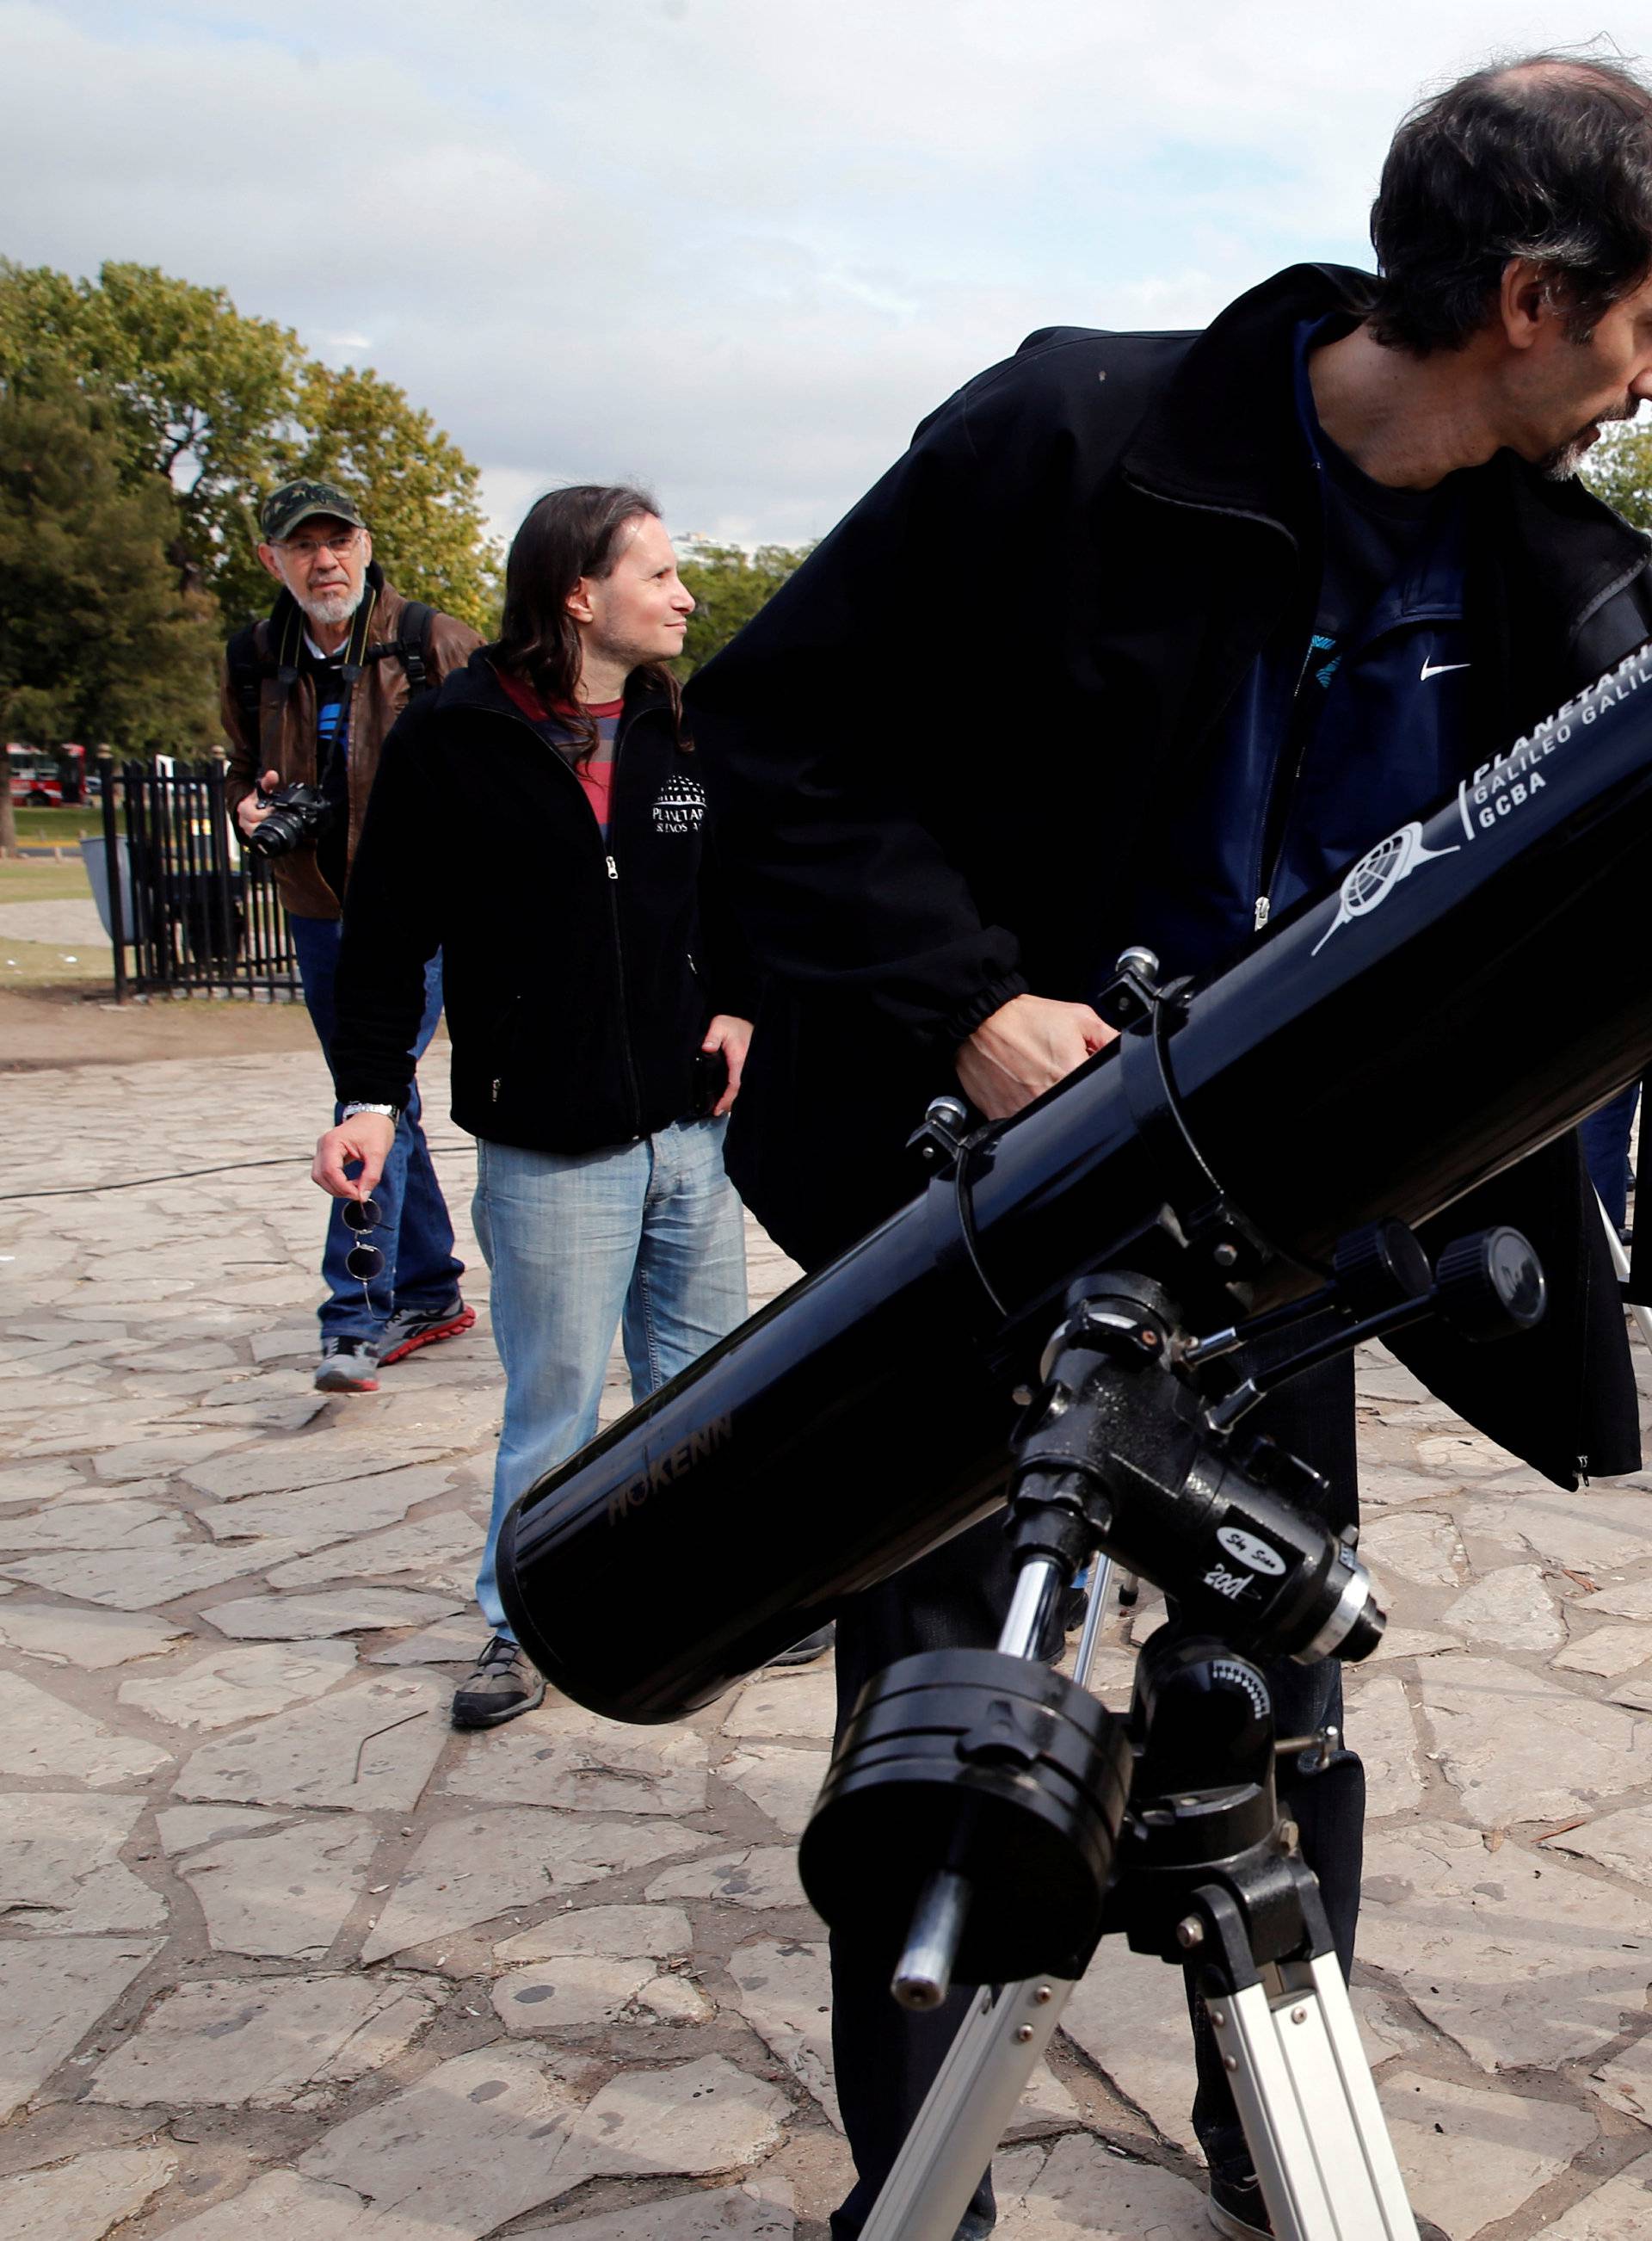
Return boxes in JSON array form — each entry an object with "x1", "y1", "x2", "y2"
[
  {"x1": 860, "y1": 1977, "x2": 1074, "y2": 2241},
  {"x1": 1216, "y1": 1949, "x2": 1417, "y2": 2241},
  {"x1": 1596, "y1": 1188, "x2": 1652, "y2": 1354}
]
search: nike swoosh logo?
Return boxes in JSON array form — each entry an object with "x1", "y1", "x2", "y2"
[{"x1": 1421, "y1": 660, "x2": 1471, "y2": 682}]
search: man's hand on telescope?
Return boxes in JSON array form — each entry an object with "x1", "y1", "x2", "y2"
[
  {"x1": 957, "y1": 993, "x2": 1117, "y2": 1120},
  {"x1": 312, "y1": 1113, "x2": 397, "y2": 1202}
]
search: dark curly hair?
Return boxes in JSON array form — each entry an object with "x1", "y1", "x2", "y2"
[
  {"x1": 1370, "y1": 53, "x2": 1652, "y2": 354},
  {"x1": 494, "y1": 483, "x2": 685, "y2": 762}
]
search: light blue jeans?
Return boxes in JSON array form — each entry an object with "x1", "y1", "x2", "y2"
[{"x1": 471, "y1": 1117, "x2": 749, "y2": 1639}]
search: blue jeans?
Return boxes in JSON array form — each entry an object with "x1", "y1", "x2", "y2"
[
  {"x1": 471, "y1": 1118, "x2": 749, "y2": 1640},
  {"x1": 1581, "y1": 1083, "x2": 1640, "y2": 1235},
  {"x1": 288, "y1": 914, "x2": 465, "y2": 1342}
]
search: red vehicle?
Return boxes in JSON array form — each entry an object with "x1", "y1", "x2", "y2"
[{"x1": 7, "y1": 744, "x2": 87, "y2": 806}]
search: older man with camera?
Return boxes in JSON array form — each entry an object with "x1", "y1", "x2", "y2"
[{"x1": 223, "y1": 479, "x2": 482, "y2": 1392}]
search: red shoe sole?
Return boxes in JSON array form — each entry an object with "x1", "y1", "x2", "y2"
[
  {"x1": 379, "y1": 1305, "x2": 477, "y2": 1367},
  {"x1": 316, "y1": 1372, "x2": 379, "y2": 1393}
]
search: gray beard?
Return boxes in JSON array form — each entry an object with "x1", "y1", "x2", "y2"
[
  {"x1": 1541, "y1": 401, "x2": 1640, "y2": 482},
  {"x1": 301, "y1": 586, "x2": 362, "y2": 628},
  {"x1": 1539, "y1": 433, "x2": 1596, "y2": 481}
]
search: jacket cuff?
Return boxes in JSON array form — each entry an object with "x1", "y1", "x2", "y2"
[
  {"x1": 331, "y1": 1062, "x2": 416, "y2": 1109},
  {"x1": 939, "y1": 971, "x2": 1032, "y2": 1048}
]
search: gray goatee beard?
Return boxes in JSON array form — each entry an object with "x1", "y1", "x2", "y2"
[
  {"x1": 1540, "y1": 399, "x2": 1639, "y2": 482},
  {"x1": 301, "y1": 585, "x2": 363, "y2": 628}
]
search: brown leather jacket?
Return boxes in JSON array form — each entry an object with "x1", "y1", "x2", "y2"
[{"x1": 221, "y1": 569, "x2": 482, "y2": 920}]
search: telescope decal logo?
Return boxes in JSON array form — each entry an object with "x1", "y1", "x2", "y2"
[
  {"x1": 1201, "y1": 1562, "x2": 1259, "y2": 1603},
  {"x1": 1216, "y1": 1526, "x2": 1286, "y2": 1577},
  {"x1": 607, "y1": 1412, "x2": 734, "y2": 1524},
  {"x1": 1310, "y1": 823, "x2": 1460, "y2": 955}
]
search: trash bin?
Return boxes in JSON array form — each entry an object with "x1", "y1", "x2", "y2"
[{"x1": 80, "y1": 836, "x2": 135, "y2": 945}]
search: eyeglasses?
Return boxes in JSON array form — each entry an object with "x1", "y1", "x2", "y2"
[
  {"x1": 342, "y1": 1195, "x2": 385, "y2": 1295},
  {"x1": 280, "y1": 528, "x2": 364, "y2": 561}
]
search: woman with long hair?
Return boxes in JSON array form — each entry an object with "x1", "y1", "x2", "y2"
[{"x1": 315, "y1": 484, "x2": 759, "y2": 1726}]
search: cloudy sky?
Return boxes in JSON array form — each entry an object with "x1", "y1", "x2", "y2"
[{"x1": 4, "y1": 2, "x2": 1642, "y2": 546}]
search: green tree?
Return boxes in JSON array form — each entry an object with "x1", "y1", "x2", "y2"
[
  {"x1": 1586, "y1": 419, "x2": 1652, "y2": 533},
  {"x1": 0, "y1": 259, "x2": 500, "y2": 634},
  {"x1": 0, "y1": 374, "x2": 220, "y2": 799},
  {"x1": 272, "y1": 361, "x2": 502, "y2": 634},
  {"x1": 0, "y1": 259, "x2": 299, "y2": 616},
  {"x1": 676, "y1": 541, "x2": 815, "y2": 674}
]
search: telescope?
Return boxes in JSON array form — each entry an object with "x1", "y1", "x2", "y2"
[
  {"x1": 499, "y1": 640, "x2": 1652, "y2": 1719},
  {"x1": 498, "y1": 642, "x2": 1652, "y2": 2241}
]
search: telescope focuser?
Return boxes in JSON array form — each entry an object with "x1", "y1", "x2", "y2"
[{"x1": 1199, "y1": 1222, "x2": 1546, "y2": 1435}]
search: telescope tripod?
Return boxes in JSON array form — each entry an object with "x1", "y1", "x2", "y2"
[
  {"x1": 860, "y1": 1559, "x2": 1408, "y2": 2241},
  {"x1": 800, "y1": 1225, "x2": 1544, "y2": 2241}
]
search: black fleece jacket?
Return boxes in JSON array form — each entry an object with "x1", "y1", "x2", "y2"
[
  {"x1": 330, "y1": 649, "x2": 757, "y2": 1153},
  {"x1": 688, "y1": 262, "x2": 1652, "y2": 1487}
]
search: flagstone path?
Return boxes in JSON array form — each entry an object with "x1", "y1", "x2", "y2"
[{"x1": 4, "y1": 1041, "x2": 1652, "y2": 2237}]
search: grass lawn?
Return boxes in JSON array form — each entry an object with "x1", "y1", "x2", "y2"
[
  {"x1": 0, "y1": 853, "x2": 105, "y2": 985},
  {"x1": 0, "y1": 941, "x2": 108, "y2": 986},
  {"x1": 0, "y1": 855, "x2": 96, "y2": 905},
  {"x1": 12, "y1": 803, "x2": 105, "y2": 847}
]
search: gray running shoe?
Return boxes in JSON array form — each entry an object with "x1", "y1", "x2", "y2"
[
  {"x1": 379, "y1": 1298, "x2": 476, "y2": 1367},
  {"x1": 315, "y1": 1337, "x2": 380, "y2": 1393},
  {"x1": 452, "y1": 1635, "x2": 546, "y2": 1729}
]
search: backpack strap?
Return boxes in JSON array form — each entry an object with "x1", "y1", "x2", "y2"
[
  {"x1": 225, "y1": 621, "x2": 267, "y2": 749},
  {"x1": 395, "y1": 600, "x2": 435, "y2": 695}
]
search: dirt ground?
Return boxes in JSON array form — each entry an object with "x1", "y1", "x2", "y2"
[{"x1": 0, "y1": 981, "x2": 423, "y2": 1071}]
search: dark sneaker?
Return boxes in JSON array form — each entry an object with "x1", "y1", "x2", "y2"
[
  {"x1": 316, "y1": 1337, "x2": 379, "y2": 1393},
  {"x1": 452, "y1": 1635, "x2": 546, "y2": 1729},
  {"x1": 768, "y1": 1623, "x2": 835, "y2": 1666},
  {"x1": 379, "y1": 1298, "x2": 476, "y2": 1367},
  {"x1": 1207, "y1": 2164, "x2": 1271, "y2": 2239}
]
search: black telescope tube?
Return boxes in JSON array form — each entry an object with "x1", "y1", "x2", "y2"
[{"x1": 500, "y1": 645, "x2": 1652, "y2": 1722}]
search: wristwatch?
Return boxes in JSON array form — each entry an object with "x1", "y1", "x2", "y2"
[{"x1": 340, "y1": 1101, "x2": 400, "y2": 1122}]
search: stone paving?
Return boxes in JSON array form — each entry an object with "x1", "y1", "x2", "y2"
[{"x1": 5, "y1": 1041, "x2": 1652, "y2": 2237}]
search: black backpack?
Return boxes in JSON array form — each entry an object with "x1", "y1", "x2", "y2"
[{"x1": 225, "y1": 598, "x2": 438, "y2": 747}]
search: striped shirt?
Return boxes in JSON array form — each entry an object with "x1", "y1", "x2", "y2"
[{"x1": 494, "y1": 666, "x2": 620, "y2": 843}]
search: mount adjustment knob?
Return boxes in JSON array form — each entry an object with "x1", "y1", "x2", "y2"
[
  {"x1": 1333, "y1": 1218, "x2": 1432, "y2": 1317},
  {"x1": 1432, "y1": 1227, "x2": 1546, "y2": 1343}
]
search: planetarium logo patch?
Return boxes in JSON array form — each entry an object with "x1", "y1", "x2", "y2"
[
  {"x1": 1311, "y1": 822, "x2": 1459, "y2": 954},
  {"x1": 653, "y1": 775, "x2": 706, "y2": 836}
]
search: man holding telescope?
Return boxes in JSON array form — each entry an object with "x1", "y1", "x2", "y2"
[{"x1": 688, "y1": 53, "x2": 1652, "y2": 2241}]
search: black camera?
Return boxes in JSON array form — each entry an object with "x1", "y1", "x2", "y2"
[{"x1": 243, "y1": 782, "x2": 331, "y2": 860}]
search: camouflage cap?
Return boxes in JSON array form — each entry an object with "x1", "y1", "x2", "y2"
[{"x1": 259, "y1": 478, "x2": 367, "y2": 543}]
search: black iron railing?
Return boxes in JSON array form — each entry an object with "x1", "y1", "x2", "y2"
[{"x1": 101, "y1": 755, "x2": 301, "y2": 1001}]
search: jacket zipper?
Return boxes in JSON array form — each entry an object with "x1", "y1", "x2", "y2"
[
  {"x1": 1254, "y1": 593, "x2": 1470, "y2": 931},
  {"x1": 488, "y1": 701, "x2": 645, "y2": 1134},
  {"x1": 1123, "y1": 472, "x2": 1303, "y2": 941},
  {"x1": 603, "y1": 711, "x2": 645, "y2": 1136},
  {"x1": 1254, "y1": 633, "x2": 1319, "y2": 932}
]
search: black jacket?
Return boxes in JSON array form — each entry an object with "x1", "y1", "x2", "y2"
[
  {"x1": 330, "y1": 649, "x2": 756, "y2": 1153},
  {"x1": 689, "y1": 262, "x2": 1652, "y2": 1487}
]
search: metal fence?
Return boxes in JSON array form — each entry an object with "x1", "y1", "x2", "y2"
[{"x1": 102, "y1": 756, "x2": 300, "y2": 1001}]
